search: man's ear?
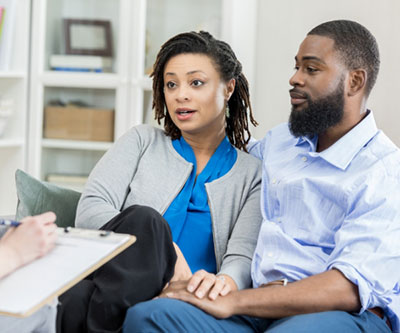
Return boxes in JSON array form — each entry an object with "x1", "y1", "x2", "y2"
[{"x1": 347, "y1": 69, "x2": 367, "y2": 96}]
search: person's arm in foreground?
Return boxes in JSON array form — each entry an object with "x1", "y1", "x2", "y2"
[
  {"x1": 0, "y1": 212, "x2": 57, "y2": 279},
  {"x1": 163, "y1": 268, "x2": 360, "y2": 318}
]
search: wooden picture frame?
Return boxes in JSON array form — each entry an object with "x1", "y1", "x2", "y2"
[{"x1": 64, "y1": 19, "x2": 113, "y2": 57}]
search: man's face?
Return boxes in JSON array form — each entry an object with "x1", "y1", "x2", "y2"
[{"x1": 288, "y1": 35, "x2": 347, "y2": 137}]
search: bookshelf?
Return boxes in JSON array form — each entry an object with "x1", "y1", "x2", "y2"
[
  {"x1": 24, "y1": 0, "x2": 257, "y2": 206},
  {"x1": 0, "y1": 0, "x2": 31, "y2": 215},
  {"x1": 0, "y1": 72, "x2": 26, "y2": 78}
]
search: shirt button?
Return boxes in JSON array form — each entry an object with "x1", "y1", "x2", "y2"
[
  {"x1": 267, "y1": 252, "x2": 274, "y2": 257},
  {"x1": 271, "y1": 179, "x2": 277, "y2": 184},
  {"x1": 302, "y1": 156, "x2": 307, "y2": 162}
]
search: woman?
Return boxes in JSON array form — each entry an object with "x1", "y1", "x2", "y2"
[{"x1": 57, "y1": 31, "x2": 262, "y2": 333}]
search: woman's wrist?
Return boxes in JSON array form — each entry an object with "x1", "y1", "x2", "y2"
[
  {"x1": 217, "y1": 274, "x2": 238, "y2": 291},
  {"x1": 0, "y1": 243, "x2": 22, "y2": 278}
]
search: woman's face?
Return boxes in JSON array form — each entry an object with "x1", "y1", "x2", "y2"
[{"x1": 163, "y1": 53, "x2": 234, "y2": 138}]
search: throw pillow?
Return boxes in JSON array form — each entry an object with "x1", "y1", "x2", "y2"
[{"x1": 15, "y1": 169, "x2": 81, "y2": 228}]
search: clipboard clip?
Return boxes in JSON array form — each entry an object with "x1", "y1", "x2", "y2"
[{"x1": 61, "y1": 227, "x2": 113, "y2": 239}]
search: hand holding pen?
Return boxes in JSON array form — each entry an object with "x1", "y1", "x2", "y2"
[
  {"x1": 0, "y1": 219, "x2": 21, "y2": 227},
  {"x1": 0, "y1": 212, "x2": 58, "y2": 278}
]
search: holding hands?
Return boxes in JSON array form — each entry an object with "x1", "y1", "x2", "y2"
[
  {"x1": 157, "y1": 244, "x2": 239, "y2": 319},
  {"x1": 159, "y1": 278, "x2": 236, "y2": 319},
  {"x1": 187, "y1": 270, "x2": 236, "y2": 300},
  {"x1": 169, "y1": 243, "x2": 237, "y2": 301}
]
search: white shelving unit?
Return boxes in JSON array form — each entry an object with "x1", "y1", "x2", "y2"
[
  {"x1": 0, "y1": 0, "x2": 31, "y2": 215},
  {"x1": 28, "y1": 0, "x2": 131, "y2": 185},
  {"x1": 26, "y1": 0, "x2": 257, "y2": 195},
  {"x1": 0, "y1": 72, "x2": 26, "y2": 79}
]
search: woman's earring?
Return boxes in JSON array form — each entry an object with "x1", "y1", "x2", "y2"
[{"x1": 225, "y1": 104, "x2": 230, "y2": 118}]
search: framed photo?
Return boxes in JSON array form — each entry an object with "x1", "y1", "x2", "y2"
[{"x1": 64, "y1": 19, "x2": 113, "y2": 57}]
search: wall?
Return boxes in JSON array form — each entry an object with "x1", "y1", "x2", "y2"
[{"x1": 252, "y1": 0, "x2": 400, "y2": 145}]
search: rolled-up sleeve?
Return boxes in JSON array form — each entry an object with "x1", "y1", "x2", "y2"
[{"x1": 326, "y1": 172, "x2": 400, "y2": 313}]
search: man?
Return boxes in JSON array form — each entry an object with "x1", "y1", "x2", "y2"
[
  {"x1": 0, "y1": 212, "x2": 58, "y2": 333},
  {"x1": 127, "y1": 20, "x2": 399, "y2": 332}
]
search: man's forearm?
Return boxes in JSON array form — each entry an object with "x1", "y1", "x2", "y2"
[{"x1": 231, "y1": 269, "x2": 361, "y2": 318}]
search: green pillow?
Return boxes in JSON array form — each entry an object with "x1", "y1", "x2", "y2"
[{"x1": 15, "y1": 169, "x2": 81, "y2": 228}]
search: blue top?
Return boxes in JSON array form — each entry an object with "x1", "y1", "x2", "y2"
[
  {"x1": 249, "y1": 111, "x2": 400, "y2": 332},
  {"x1": 163, "y1": 136, "x2": 237, "y2": 274}
]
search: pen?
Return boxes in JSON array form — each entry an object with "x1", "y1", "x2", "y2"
[{"x1": 0, "y1": 219, "x2": 21, "y2": 227}]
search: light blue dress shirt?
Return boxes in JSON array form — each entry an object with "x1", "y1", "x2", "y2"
[{"x1": 249, "y1": 111, "x2": 400, "y2": 331}]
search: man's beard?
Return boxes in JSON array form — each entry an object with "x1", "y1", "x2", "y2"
[{"x1": 289, "y1": 79, "x2": 345, "y2": 138}]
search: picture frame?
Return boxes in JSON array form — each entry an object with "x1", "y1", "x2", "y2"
[{"x1": 63, "y1": 19, "x2": 113, "y2": 57}]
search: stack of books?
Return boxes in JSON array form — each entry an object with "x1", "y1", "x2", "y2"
[{"x1": 50, "y1": 55, "x2": 113, "y2": 73}]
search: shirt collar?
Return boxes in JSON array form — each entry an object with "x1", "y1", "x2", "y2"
[
  {"x1": 297, "y1": 111, "x2": 378, "y2": 170},
  {"x1": 295, "y1": 134, "x2": 318, "y2": 150}
]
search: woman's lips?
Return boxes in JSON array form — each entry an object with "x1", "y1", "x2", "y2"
[{"x1": 175, "y1": 108, "x2": 196, "y2": 120}]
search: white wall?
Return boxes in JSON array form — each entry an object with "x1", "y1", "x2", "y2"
[{"x1": 252, "y1": 0, "x2": 400, "y2": 145}]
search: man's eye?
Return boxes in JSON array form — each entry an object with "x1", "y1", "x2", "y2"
[
  {"x1": 307, "y1": 67, "x2": 318, "y2": 73},
  {"x1": 166, "y1": 82, "x2": 176, "y2": 89},
  {"x1": 294, "y1": 66, "x2": 299, "y2": 71},
  {"x1": 192, "y1": 80, "x2": 204, "y2": 87}
]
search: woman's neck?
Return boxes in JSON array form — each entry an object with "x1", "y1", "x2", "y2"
[
  {"x1": 182, "y1": 128, "x2": 226, "y2": 175},
  {"x1": 182, "y1": 127, "x2": 225, "y2": 154}
]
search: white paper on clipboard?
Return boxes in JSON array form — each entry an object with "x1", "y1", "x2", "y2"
[{"x1": 0, "y1": 227, "x2": 136, "y2": 317}]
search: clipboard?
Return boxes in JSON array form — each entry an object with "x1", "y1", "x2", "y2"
[{"x1": 0, "y1": 227, "x2": 136, "y2": 317}]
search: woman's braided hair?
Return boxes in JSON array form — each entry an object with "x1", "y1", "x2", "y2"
[{"x1": 151, "y1": 31, "x2": 257, "y2": 151}]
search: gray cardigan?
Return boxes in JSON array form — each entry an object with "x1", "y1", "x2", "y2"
[{"x1": 76, "y1": 125, "x2": 262, "y2": 289}]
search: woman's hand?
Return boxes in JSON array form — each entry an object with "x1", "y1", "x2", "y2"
[
  {"x1": 170, "y1": 242, "x2": 192, "y2": 282},
  {"x1": 0, "y1": 212, "x2": 57, "y2": 278},
  {"x1": 186, "y1": 270, "x2": 237, "y2": 301},
  {"x1": 160, "y1": 280, "x2": 237, "y2": 319}
]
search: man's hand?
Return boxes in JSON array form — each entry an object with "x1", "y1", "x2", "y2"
[
  {"x1": 160, "y1": 280, "x2": 236, "y2": 319},
  {"x1": 0, "y1": 212, "x2": 57, "y2": 278}
]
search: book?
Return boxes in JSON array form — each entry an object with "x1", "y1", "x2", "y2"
[
  {"x1": 0, "y1": 0, "x2": 16, "y2": 70},
  {"x1": 49, "y1": 54, "x2": 112, "y2": 72},
  {"x1": 0, "y1": 227, "x2": 136, "y2": 317},
  {"x1": 0, "y1": 7, "x2": 5, "y2": 41}
]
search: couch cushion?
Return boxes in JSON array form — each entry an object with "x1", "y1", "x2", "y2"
[{"x1": 15, "y1": 169, "x2": 81, "y2": 228}]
